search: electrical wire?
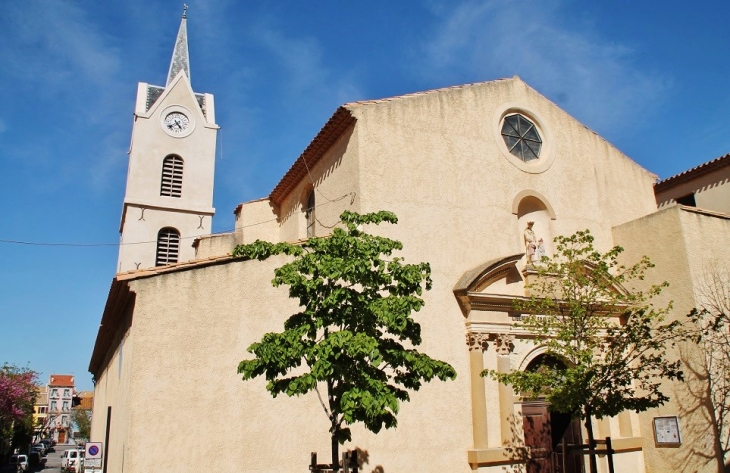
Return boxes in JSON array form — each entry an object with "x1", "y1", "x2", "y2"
[{"x1": 0, "y1": 191, "x2": 355, "y2": 248}]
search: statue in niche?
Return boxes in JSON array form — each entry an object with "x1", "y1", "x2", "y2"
[
  {"x1": 536, "y1": 237, "x2": 546, "y2": 261},
  {"x1": 524, "y1": 221, "x2": 541, "y2": 265}
]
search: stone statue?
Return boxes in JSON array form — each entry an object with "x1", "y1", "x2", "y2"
[
  {"x1": 536, "y1": 238, "x2": 546, "y2": 261},
  {"x1": 524, "y1": 221, "x2": 538, "y2": 265}
]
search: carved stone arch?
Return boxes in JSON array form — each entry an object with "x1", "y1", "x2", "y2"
[{"x1": 517, "y1": 345, "x2": 551, "y2": 372}]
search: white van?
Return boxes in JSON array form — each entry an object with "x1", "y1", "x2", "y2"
[
  {"x1": 9, "y1": 454, "x2": 28, "y2": 472},
  {"x1": 61, "y1": 449, "x2": 84, "y2": 473}
]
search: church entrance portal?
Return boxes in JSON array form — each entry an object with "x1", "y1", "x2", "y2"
[{"x1": 520, "y1": 355, "x2": 584, "y2": 473}]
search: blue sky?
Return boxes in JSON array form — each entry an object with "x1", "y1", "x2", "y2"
[{"x1": 1, "y1": 0, "x2": 729, "y2": 391}]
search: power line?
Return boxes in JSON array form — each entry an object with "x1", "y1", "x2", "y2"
[{"x1": 0, "y1": 192, "x2": 355, "y2": 248}]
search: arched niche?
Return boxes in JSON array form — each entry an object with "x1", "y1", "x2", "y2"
[{"x1": 514, "y1": 190, "x2": 555, "y2": 264}]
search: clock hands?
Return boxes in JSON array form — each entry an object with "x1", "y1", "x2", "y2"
[
  {"x1": 163, "y1": 112, "x2": 189, "y2": 134},
  {"x1": 167, "y1": 118, "x2": 183, "y2": 131}
]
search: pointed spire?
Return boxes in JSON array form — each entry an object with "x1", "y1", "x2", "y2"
[{"x1": 166, "y1": 4, "x2": 190, "y2": 86}]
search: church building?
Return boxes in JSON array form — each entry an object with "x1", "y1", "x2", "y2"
[{"x1": 89, "y1": 11, "x2": 730, "y2": 473}]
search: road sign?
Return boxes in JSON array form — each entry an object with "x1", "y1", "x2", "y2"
[{"x1": 86, "y1": 442, "x2": 103, "y2": 459}]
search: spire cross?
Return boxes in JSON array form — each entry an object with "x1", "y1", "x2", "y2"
[{"x1": 182, "y1": 4, "x2": 188, "y2": 19}]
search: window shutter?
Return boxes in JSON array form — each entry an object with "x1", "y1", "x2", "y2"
[
  {"x1": 156, "y1": 227, "x2": 180, "y2": 266},
  {"x1": 160, "y1": 155, "x2": 183, "y2": 197}
]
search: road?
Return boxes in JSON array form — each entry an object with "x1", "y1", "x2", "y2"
[{"x1": 41, "y1": 444, "x2": 78, "y2": 473}]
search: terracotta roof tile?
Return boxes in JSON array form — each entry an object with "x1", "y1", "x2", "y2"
[
  {"x1": 48, "y1": 375, "x2": 74, "y2": 387},
  {"x1": 654, "y1": 153, "x2": 730, "y2": 192}
]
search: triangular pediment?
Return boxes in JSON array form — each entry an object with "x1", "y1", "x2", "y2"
[{"x1": 138, "y1": 72, "x2": 215, "y2": 127}]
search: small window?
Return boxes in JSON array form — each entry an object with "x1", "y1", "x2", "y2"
[
  {"x1": 501, "y1": 114, "x2": 542, "y2": 162},
  {"x1": 63, "y1": 389, "x2": 70, "y2": 398},
  {"x1": 675, "y1": 193, "x2": 696, "y2": 207},
  {"x1": 160, "y1": 155, "x2": 183, "y2": 197},
  {"x1": 156, "y1": 227, "x2": 180, "y2": 266},
  {"x1": 305, "y1": 190, "x2": 315, "y2": 238}
]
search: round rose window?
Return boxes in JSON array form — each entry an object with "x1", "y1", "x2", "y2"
[{"x1": 500, "y1": 114, "x2": 542, "y2": 162}]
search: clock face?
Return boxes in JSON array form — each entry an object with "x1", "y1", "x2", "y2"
[{"x1": 163, "y1": 112, "x2": 190, "y2": 134}]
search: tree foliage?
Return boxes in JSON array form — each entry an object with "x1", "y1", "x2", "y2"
[
  {"x1": 71, "y1": 408, "x2": 92, "y2": 442},
  {"x1": 483, "y1": 230, "x2": 683, "y2": 472},
  {"x1": 233, "y1": 210, "x2": 456, "y2": 469},
  {"x1": 0, "y1": 364, "x2": 38, "y2": 453},
  {"x1": 688, "y1": 264, "x2": 730, "y2": 473}
]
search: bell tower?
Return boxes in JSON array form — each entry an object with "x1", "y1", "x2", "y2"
[{"x1": 117, "y1": 6, "x2": 218, "y2": 273}]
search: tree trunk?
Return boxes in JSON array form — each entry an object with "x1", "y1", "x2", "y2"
[
  {"x1": 331, "y1": 426, "x2": 340, "y2": 473},
  {"x1": 328, "y1": 377, "x2": 340, "y2": 473},
  {"x1": 584, "y1": 405, "x2": 598, "y2": 473}
]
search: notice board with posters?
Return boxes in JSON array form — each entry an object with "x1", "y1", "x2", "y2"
[{"x1": 653, "y1": 416, "x2": 681, "y2": 447}]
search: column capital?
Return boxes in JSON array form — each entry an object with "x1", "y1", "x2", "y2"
[
  {"x1": 491, "y1": 333, "x2": 515, "y2": 355},
  {"x1": 466, "y1": 332, "x2": 490, "y2": 352}
]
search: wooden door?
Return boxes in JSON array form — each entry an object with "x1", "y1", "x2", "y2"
[
  {"x1": 522, "y1": 403, "x2": 553, "y2": 473},
  {"x1": 522, "y1": 403, "x2": 584, "y2": 473}
]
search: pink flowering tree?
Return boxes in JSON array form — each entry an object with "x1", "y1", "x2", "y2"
[{"x1": 0, "y1": 365, "x2": 38, "y2": 454}]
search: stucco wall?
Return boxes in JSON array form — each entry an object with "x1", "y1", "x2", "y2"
[
  {"x1": 94, "y1": 77, "x2": 695, "y2": 473},
  {"x1": 90, "y1": 309, "x2": 134, "y2": 473},
  {"x1": 613, "y1": 206, "x2": 730, "y2": 473},
  {"x1": 235, "y1": 198, "x2": 280, "y2": 244},
  {"x1": 276, "y1": 125, "x2": 361, "y2": 243},
  {"x1": 116, "y1": 255, "x2": 469, "y2": 473}
]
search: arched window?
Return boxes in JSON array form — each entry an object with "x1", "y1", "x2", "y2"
[
  {"x1": 305, "y1": 190, "x2": 316, "y2": 238},
  {"x1": 156, "y1": 227, "x2": 180, "y2": 266},
  {"x1": 160, "y1": 155, "x2": 183, "y2": 197}
]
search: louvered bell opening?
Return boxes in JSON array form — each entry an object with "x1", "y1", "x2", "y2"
[
  {"x1": 160, "y1": 156, "x2": 183, "y2": 197},
  {"x1": 156, "y1": 228, "x2": 180, "y2": 266}
]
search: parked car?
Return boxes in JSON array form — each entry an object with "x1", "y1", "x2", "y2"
[
  {"x1": 31, "y1": 444, "x2": 45, "y2": 455},
  {"x1": 60, "y1": 449, "x2": 84, "y2": 473},
  {"x1": 28, "y1": 452, "x2": 46, "y2": 470},
  {"x1": 38, "y1": 440, "x2": 54, "y2": 453},
  {"x1": 9, "y1": 454, "x2": 29, "y2": 472}
]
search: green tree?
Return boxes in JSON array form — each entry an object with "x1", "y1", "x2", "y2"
[
  {"x1": 71, "y1": 408, "x2": 92, "y2": 442},
  {"x1": 233, "y1": 210, "x2": 456, "y2": 472},
  {"x1": 483, "y1": 230, "x2": 683, "y2": 473}
]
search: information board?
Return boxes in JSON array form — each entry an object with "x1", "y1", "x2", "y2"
[{"x1": 653, "y1": 416, "x2": 681, "y2": 446}]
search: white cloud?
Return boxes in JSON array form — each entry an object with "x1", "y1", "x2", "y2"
[
  {"x1": 421, "y1": 0, "x2": 671, "y2": 133},
  {"x1": 1, "y1": 2, "x2": 121, "y2": 87}
]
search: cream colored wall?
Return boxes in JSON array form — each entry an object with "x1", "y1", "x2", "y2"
[
  {"x1": 695, "y1": 183, "x2": 730, "y2": 214},
  {"x1": 118, "y1": 74, "x2": 217, "y2": 272},
  {"x1": 119, "y1": 206, "x2": 211, "y2": 272},
  {"x1": 613, "y1": 206, "x2": 730, "y2": 473},
  {"x1": 352, "y1": 78, "x2": 657, "y2": 284},
  {"x1": 97, "y1": 78, "x2": 681, "y2": 472},
  {"x1": 117, "y1": 257, "x2": 469, "y2": 473},
  {"x1": 235, "y1": 198, "x2": 280, "y2": 244},
  {"x1": 340, "y1": 79, "x2": 659, "y2": 470},
  {"x1": 276, "y1": 125, "x2": 360, "y2": 243},
  {"x1": 193, "y1": 232, "x2": 240, "y2": 260},
  {"x1": 90, "y1": 322, "x2": 134, "y2": 473}
]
